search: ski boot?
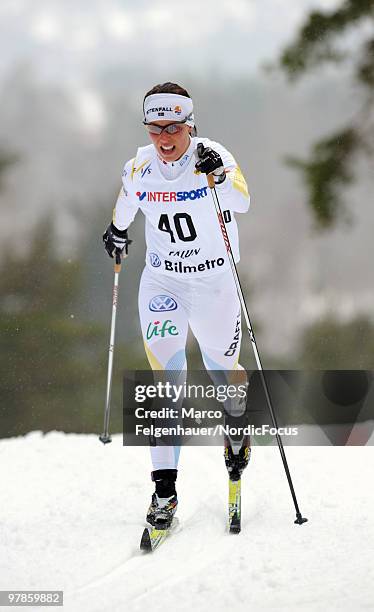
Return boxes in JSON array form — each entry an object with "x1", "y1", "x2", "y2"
[
  {"x1": 224, "y1": 434, "x2": 251, "y2": 481},
  {"x1": 223, "y1": 404, "x2": 251, "y2": 481},
  {"x1": 224, "y1": 431, "x2": 251, "y2": 533},
  {"x1": 146, "y1": 469, "x2": 178, "y2": 529}
]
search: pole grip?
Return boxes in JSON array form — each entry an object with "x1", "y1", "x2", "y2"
[
  {"x1": 114, "y1": 248, "x2": 122, "y2": 273},
  {"x1": 207, "y1": 174, "x2": 215, "y2": 189}
]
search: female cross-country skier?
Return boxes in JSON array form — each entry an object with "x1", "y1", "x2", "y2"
[{"x1": 103, "y1": 82, "x2": 251, "y2": 533}]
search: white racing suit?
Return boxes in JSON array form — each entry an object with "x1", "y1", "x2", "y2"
[{"x1": 114, "y1": 136, "x2": 250, "y2": 469}]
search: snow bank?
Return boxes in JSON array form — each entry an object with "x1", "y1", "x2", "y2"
[{"x1": 0, "y1": 432, "x2": 373, "y2": 611}]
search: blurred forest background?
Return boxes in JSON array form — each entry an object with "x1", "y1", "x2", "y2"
[{"x1": 1, "y1": 0, "x2": 373, "y2": 436}]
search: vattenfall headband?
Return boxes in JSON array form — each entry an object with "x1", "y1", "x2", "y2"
[{"x1": 143, "y1": 93, "x2": 195, "y2": 127}]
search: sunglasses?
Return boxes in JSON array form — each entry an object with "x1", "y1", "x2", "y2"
[{"x1": 143, "y1": 121, "x2": 187, "y2": 135}]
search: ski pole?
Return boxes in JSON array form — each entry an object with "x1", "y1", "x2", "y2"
[
  {"x1": 99, "y1": 249, "x2": 122, "y2": 445},
  {"x1": 205, "y1": 167, "x2": 308, "y2": 526}
]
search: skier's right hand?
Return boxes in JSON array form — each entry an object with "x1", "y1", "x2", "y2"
[{"x1": 103, "y1": 223, "x2": 132, "y2": 259}]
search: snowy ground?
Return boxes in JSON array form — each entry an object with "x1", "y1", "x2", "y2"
[{"x1": 0, "y1": 432, "x2": 373, "y2": 612}]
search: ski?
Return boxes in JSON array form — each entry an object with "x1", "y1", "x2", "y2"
[
  {"x1": 140, "y1": 518, "x2": 179, "y2": 553},
  {"x1": 228, "y1": 478, "x2": 241, "y2": 533}
]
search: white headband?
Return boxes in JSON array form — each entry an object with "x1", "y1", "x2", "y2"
[{"x1": 143, "y1": 93, "x2": 195, "y2": 126}]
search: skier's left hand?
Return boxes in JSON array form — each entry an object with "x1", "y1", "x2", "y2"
[{"x1": 195, "y1": 143, "x2": 226, "y2": 184}]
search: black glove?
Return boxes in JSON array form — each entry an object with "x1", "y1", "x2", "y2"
[
  {"x1": 195, "y1": 143, "x2": 226, "y2": 184},
  {"x1": 103, "y1": 223, "x2": 132, "y2": 260}
]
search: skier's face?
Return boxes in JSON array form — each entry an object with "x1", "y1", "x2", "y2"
[{"x1": 147, "y1": 121, "x2": 192, "y2": 162}]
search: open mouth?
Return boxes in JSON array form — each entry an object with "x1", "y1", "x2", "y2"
[{"x1": 160, "y1": 145, "x2": 175, "y2": 154}]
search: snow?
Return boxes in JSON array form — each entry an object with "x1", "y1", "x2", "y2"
[{"x1": 0, "y1": 432, "x2": 373, "y2": 611}]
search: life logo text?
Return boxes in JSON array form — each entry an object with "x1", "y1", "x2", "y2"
[{"x1": 146, "y1": 320, "x2": 179, "y2": 340}]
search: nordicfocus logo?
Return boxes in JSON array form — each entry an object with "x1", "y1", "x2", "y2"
[
  {"x1": 136, "y1": 187, "x2": 208, "y2": 203},
  {"x1": 165, "y1": 258, "x2": 225, "y2": 273},
  {"x1": 149, "y1": 295, "x2": 178, "y2": 312},
  {"x1": 225, "y1": 317, "x2": 241, "y2": 356},
  {"x1": 149, "y1": 252, "x2": 161, "y2": 267}
]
